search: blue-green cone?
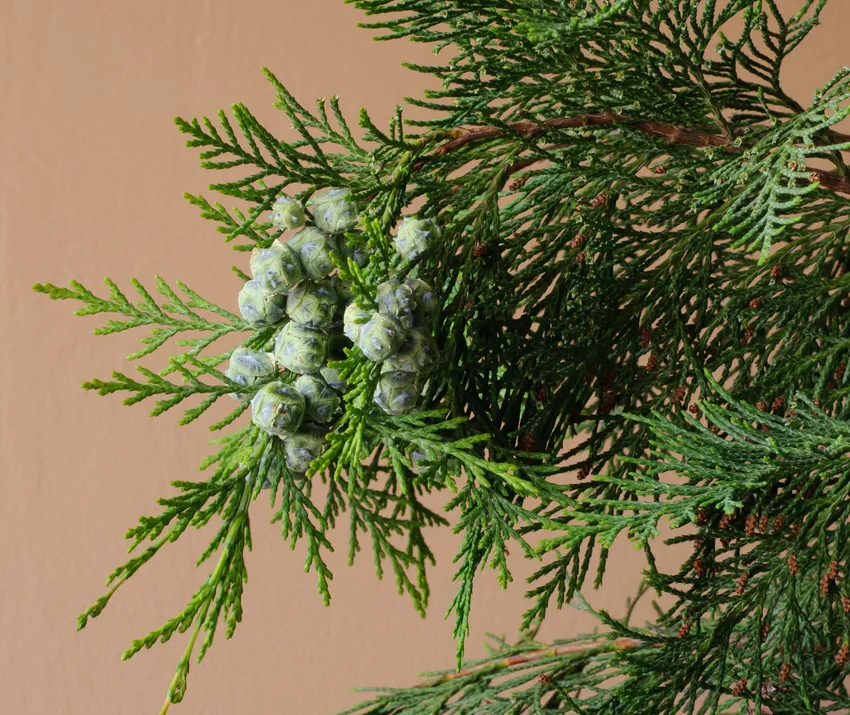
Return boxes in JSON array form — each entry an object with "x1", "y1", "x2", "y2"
[
  {"x1": 373, "y1": 368, "x2": 420, "y2": 415},
  {"x1": 225, "y1": 347, "x2": 277, "y2": 399},
  {"x1": 341, "y1": 241, "x2": 369, "y2": 268},
  {"x1": 376, "y1": 278, "x2": 417, "y2": 329},
  {"x1": 270, "y1": 195, "x2": 306, "y2": 232},
  {"x1": 310, "y1": 188, "x2": 359, "y2": 234},
  {"x1": 393, "y1": 217, "x2": 440, "y2": 259},
  {"x1": 274, "y1": 322, "x2": 328, "y2": 374},
  {"x1": 283, "y1": 423, "x2": 328, "y2": 473},
  {"x1": 250, "y1": 240, "x2": 303, "y2": 295},
  {"x1": 405, "y1": 278, "x2": 439, "y2": 318},
  {"x1": 320, "y1": 366, "x2": 348, "y2": 393},
  {"x1": 385, "y1": 329, "x2": 439, "y2": 375},
  {"x1": 294, "y1": 373, "x2": 341, "y2": 423},
  {"x1": 288, "y1": 227, "x2": 338, "y2": 280},
  {"x1": 286, "y1": 280, "x2": 338, "y2": 328},
  {"x1": 250, "y1": 382, "x2": 306, "y2": 436},
  {"x1": 357, "y1": 312, "x2": 405, "y2": 362},
  {"x1": 238, "y1": 279, "x2": 287, "y2": 326},
  {"x1": 343, "y1": 301, "x2": 372, "y2": 344}
]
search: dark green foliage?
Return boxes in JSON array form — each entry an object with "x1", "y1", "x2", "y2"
[{"x1": 37, "y1": 0, "x2": 850, "y2": 712}]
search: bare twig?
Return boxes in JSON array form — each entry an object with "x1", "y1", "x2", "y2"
[{"x1": 416, "y1": 112, "x2": 850, "y2": 195}]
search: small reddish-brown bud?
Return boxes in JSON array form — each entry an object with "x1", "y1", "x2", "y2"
[
  {"x1": 772, "y1": 516, "x2": 785, "y2": 533},
  {"x1": 601, "y1": 390, "x2": 617, "y2": 414},
  {"x1": 473, "y1": 242, "x2": 489, "y2": 258},
  {"x1": 756, "y1": 400, "x2": 768, "y2": 412},
  {"x1": 749, "y1": 297, "x2": 763, "y2": 310},
  {"x1": 842, "y1": 594, "x2": 850, "y2": 613},
  {"x1": 758, "y1": 514, "x2": 768, "y2": 533},
  {"x1": 745, "y1": 513, "x2": 757, "y2": 537},
  {"x1": 710, "y1": 424, "x2": 721, "y2": 434},
  {"x1": 719, "y1": 514, "x2": 732, "y2": 530},
  {"x1": 639, "y1": 327, "x2": 651, "y2": 349},
  {"x1": 772, "y1": 396, "x2": 785, "y2": 412},
  {"x1": 688, "y1": 403, "x2": 700, "y2": 415},
  {"x1": 645, "y1": 352, "x2": 659, "y2": 374},
  {"x1": 519, "y1": 434, "x2": 537, "y2": 451},
  {"x1": 820, "y1": 573, "x2": 831, "y2": 598},
  {"x1": 813, "y1": 398, "x2": 822, "y2": 407},
  {"x1": 464, "y1": 300, "x2": 475, "y2": 311},
  {"x1": 788, "y1": 554, "x2": 799, "y2": 575},
  {"x1": 741, "y1": 328, "x2": 754, "y2": 346},
  {"x1": 697, "y1": 507, "x2": 709, "y2": 524},
  {"x1": 653, "y1": 165, "x2": 667, "y2": 175},
  {"x1": 508, "y1": 175, "x2": 529, "y2": 191},
  {"x1": 771, "y1": 264, "x2": 783, "y2": 280},
  {"x1": 731, "y1": 678, "x2": 747, "y2": 697},
  {"x1": 791, "y1": 522, "x2": 801, "y2": 536},
  {"x1": 693, "y1": 557, "x2": 705, "y2": 577},
  {"x1": 735, "y1": 573, "x2": 748, "y2": 596},
  {"x1": 838, "y1": 642, "x2": 850, "y2": 666},
  {"x1": 678, "y1": 621, "x2": 691, "y2": 638},
  {"x1": 537, "y1": 672, "x2": 551, "y2": 685},
  {"x1": 571, "y1": 233, "x2": 586, "y2": 250},
  {"x1": 761, "y1": 620, "x2": 770, "y2": 641},
  {"x1": 837, "y1": 363, "x2": 847, "y2": 382},
  {"x1": 575, "y1": 251, "x2": 586, "y2": 264},
  {"x1": 590, "y1": 192, "x2": 608, "y2": 209},
  {"x1": 673, "y1": 385, "x2": 687, "y2": 404},
  {"x1": 779, "y1": 662, "x2": 791, "y2": 682},
  {"x1": 576, "y1": 467, "x2": 590, "y2": 481},
  {"x1": 829, "y1": 560, "x2": 839, "y2": 580}
]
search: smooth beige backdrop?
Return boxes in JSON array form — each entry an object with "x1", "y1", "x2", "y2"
[{"x1": 2, "y1": 2, "x2": 848, "y2": 713}]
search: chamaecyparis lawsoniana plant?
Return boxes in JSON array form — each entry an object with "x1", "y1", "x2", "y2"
[{"x1": 33, "y1": 0, "x2": 850, "y2": 712}]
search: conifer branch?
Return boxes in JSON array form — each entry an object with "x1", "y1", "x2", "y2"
[{"x1": 418, "y1": 113, "x2": 850, "y2": 195}]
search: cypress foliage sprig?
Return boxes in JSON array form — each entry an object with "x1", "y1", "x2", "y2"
[{"x1": 38, "y1": 0, "x2": 850, "y2": 711}]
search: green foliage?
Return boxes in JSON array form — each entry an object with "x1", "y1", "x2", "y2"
[{"x1": 37, "y1": 0, "x2": 850, "y2": 712}]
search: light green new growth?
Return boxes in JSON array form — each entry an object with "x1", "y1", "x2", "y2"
[{"x1": 35, "y1": 0, "x2": 850, "y2": 712}]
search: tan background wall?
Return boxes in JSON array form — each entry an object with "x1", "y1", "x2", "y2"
[{"x1": 2, "y1": 1, "x2": 848, "y2": 713}]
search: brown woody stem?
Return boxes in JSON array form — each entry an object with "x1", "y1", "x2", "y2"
[{"x1": 419, "y1": 113, "x2": 850, "y2": 195}]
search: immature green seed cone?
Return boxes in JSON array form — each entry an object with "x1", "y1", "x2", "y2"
[
  {"x1": 341, "y1": 241, "x2": 369, "y2": 268},
  {"x1": 225, "y1": 347, "x2": 277, "y2": 399},
  {"x1": 410, "y1": 448, "x2": 432, "y2": 475},
  {"x1": 286, "y1": 280, "x2": 338, "y2": 328},
  {"x1": 283, "y1": 423, "x2": 328, "y2": 473},
  {"x1": 374, "y1": 368, "x2": 420, "y2": 415},
  {"x1": 320, "y1": 366, "x2": 348, "y2": 394},
  {"x1": 358, "y1": 312, "x2": 405, "y2": 362},
  {"x1": 250, "y1": 240, "x2": 303, "y2": 295},
  {"x1": 385, "y1": 329, "x2": 439, "y2": 375},
  {"x1": 250, "y1": 382, "x2": 306, "y2": 436},
  {"x1": 270, "y1": 195, "x2": 306, "y2": 231},
  {"x1": 294, "y1": 373, "x2": 341, "y2": 423},
  {"x1": 343, "y1": 301, "x2": 372, "y2": 343},
  {"x1": 393, "y1": 217, "x2": 440, "y2": 259},
  {"x1": 274, "y1": 322, "x2": 328, "y2": 374},
  {"x1": 288, "y1": 227, "x2": 338, "y2": 279},
  {"x1": 405, "y1": 278, "x2": 438, "y2": 315},
  {"x1": 310, "y1": 188, "x2": 359, "y2": 234},
  {"x1": 238, "y1": 279, "x2": 287, "y2": 326},
  {"x1": 376, "y1": 278, "x2": 417, "y2": 329}
]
